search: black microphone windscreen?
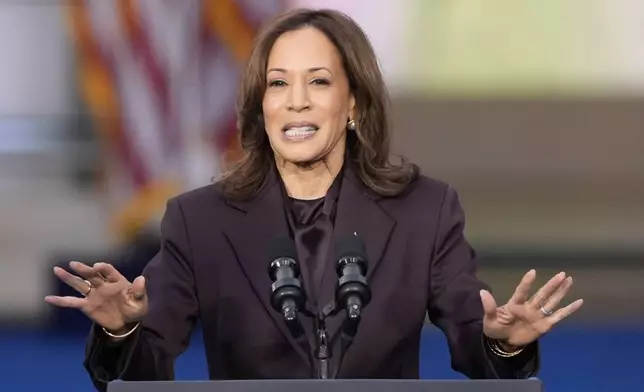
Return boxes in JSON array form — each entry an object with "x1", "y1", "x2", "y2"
[
  {"x1": 267, "y1": 236, "x2": 298, "y2": 261},
  {"x1": 334, "y1": 235, "x2": 367, "y2": 261}
]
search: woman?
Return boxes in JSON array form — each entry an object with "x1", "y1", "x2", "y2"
[{"x1": 46, "y1": 8, "x2": 583, "y2": 391}]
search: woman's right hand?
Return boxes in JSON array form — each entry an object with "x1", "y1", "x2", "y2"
[{"x1": 45, "y1": 261, "x2": 148, "y2": 336}]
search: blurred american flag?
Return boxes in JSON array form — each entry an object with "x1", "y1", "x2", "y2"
[{"x1": 65, "y1": 0, "x2": 283, "y2": 242}]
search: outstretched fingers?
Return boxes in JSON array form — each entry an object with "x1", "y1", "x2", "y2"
[
  {"x1": 539, "y1": 299, "x2": 584, "y2": 332},
  {"x1": 93, "y1": 262, "x2": 126, "y2": 284},
  {"x1": 529, "y1": 271, "x2": 567, "y2": 310},
  {"x1": 509, "y1": 269, "x2": 537, "y2": 305},
  {"x1": 44, "y1": 295, "x2": 86, "y2": 309},
  {"x1": 69, "y1": 261, "x2": 106, "y2": 288},
  {"x1": 542, "y1": 276, "x2": 574, "y2": 313},
  {"x1": 53, "y1": 266, "x2": 92, "y2": 296}
]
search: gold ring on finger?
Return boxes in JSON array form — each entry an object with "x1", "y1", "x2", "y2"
[{"x1": 81, "y1": 279, "x2": 93, "y2": 297}]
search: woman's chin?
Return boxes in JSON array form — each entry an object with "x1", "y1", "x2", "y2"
[
  {"x1": 275, "y1": 145, "x2": 320, "y2": 162},
  {"x1": 279, "y1": 150, "x2": 324, "y2": 166},
  {"x1": 286, "y1": 156, "x2": 322, "y2": 167}
]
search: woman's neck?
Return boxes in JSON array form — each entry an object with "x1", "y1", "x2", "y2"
[{"x1": 276, "y1": 157, "x2": 343, "y2": 200}]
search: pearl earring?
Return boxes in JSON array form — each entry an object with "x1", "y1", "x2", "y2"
[{"x1": 347, "y1": 119, "x2": 356, "y2": 131}]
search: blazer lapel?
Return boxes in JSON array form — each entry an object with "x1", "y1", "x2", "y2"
[
  {"x1": 318, "y1": 167, "x2": 396, "y2": 348},
  {"x1": 223, "y1": 172, "x2": 312, "y2": 368}
]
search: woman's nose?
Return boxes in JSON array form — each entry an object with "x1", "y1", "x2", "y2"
[{"x1": 287, "y1": 82, "x2": 311, "y2": 112}]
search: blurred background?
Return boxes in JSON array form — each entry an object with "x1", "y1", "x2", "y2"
[{"x1": 1, "y1": 0, "x2": 643, "y2": 390}]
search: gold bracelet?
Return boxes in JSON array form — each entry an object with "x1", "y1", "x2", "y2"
[
  {"x1": 102, "y1": 321, "x2": 141, "y2": 339},
  {"x1": 486, "y1": 338, "x2": 524, "y2": 358}
]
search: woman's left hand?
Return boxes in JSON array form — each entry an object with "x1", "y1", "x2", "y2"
[{"x1": 480, "y1": 269, "x2": 584, "y2": 350}]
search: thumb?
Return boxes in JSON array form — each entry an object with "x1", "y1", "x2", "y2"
[
  {"x1": 131, "y1": 276, "x2": 147, "y2": 301},
  {"x1": 479, "y1": 289, "x2": 498, "y2": 321}
]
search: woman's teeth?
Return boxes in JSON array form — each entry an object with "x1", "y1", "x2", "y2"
[{"x1": 284, "y1": 126, "x2": 317, "y2": 140}]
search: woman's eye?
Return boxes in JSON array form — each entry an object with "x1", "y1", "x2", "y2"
[
  {"x1": 311, "y1": 78, "x2": 330, "y2": 86},
  {"x1": 268, "y1": 80, "x2": 286, "y2": 87}
]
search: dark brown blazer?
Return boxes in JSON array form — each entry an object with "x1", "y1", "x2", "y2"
[{"x1": 85, "y1": 165, "x2": 538, "y2": 391}]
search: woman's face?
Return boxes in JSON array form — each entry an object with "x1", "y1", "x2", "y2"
[{"x1": 262, "y1": 27, "x2": 355, "y2": 167}]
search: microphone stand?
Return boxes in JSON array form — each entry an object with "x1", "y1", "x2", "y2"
[
  {"x1": 279, "y1": 303, "x2": 333, "y2": 379},
  {"x1": 314, "y1": 314, "x2": 331, "y2": 379},
  {"x1": 275, "y1": 294, "x2": 335, "y2": 379},
  {"x1": 279, "y1": 297, "x2": 364, "y2": 379},
  {"x1": 312, "y1": 299, "x2": 363, "y2": 379}
]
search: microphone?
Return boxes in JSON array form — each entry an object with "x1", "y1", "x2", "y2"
[
  {"x1": 331, "y1": 234, "x2": 372, "y2": 379},
  {"x1": 334, "y1": 235, "x2": 371, "y2": 328},
  {"x1": 267, "y1": 237, "x2": 306, "y2": 324}
]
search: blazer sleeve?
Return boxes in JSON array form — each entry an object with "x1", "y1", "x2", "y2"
[
  {"x1": 426, "y1": 185, "x2": 539, "y2": 379},
  {"x1": 84, "y1": 198, "x2": 199, "y2": 391}
]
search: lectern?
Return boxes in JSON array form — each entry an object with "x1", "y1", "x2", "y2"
[{"x1": 107, "y1": 379, "x2": 543, "y2": 392}]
